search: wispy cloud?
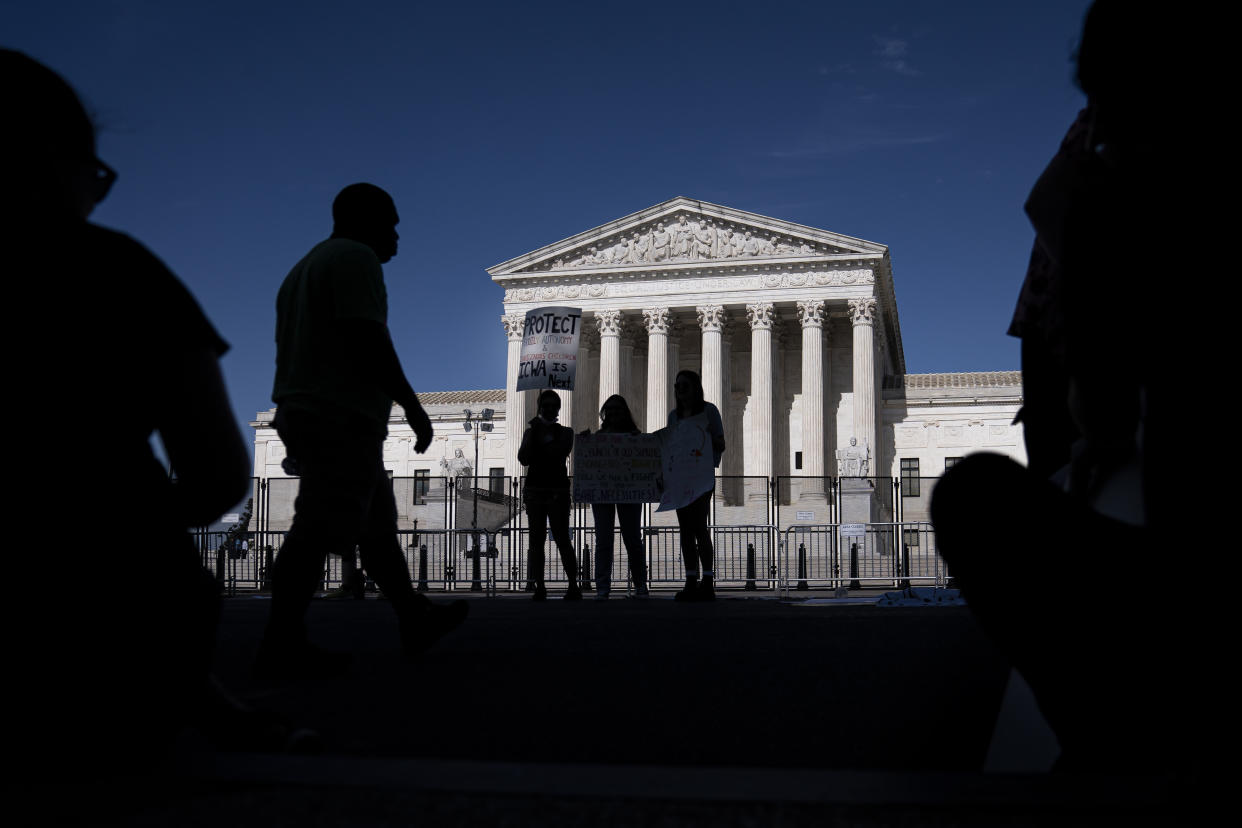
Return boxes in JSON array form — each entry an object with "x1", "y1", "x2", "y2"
[
  {"x1": 767, "y1": 131, "x2": 949, "y2": 159},
  {"x1": 873, "y1": 36, "x2": 920, "y2": 77},
  {"x1": 818, "y1": 62, "x2": 856, "y2": 76}
]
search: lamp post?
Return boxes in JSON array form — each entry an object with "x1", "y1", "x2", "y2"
[{"x1": 463, "y1": 408, "x2": 494, "y2": 591}]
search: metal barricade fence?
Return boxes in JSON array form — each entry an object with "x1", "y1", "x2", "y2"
[
  {"x1": 489, "y1": 522, "x2": 778, "y2": 593},
  {"x1": 643, "y1": 524, "x2": 776, "y2": 589},
  {"x1": 226, "y1": 474, "x2": 956, "y2": 597},
  {"x1": 780, "y1": 522, "x2": 948, "y2": 597},
  {"x1": 193, "y1": 529, "x2": 265, "y2": 596}
]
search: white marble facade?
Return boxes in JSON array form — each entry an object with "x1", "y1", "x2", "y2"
[
  {"x1": 251, "y1": 197, "x2": 1025, "y2": 488},
  {"x1": 489, "y1": 197, "x2": 1025, "y2": 487},
  {"x1": 251, "y1": 390, "x2": 511, "y2": 483}
]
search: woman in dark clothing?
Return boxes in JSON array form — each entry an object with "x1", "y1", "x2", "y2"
[
  {"x1": 582, "y1": 395, "x2": 649, "y2": 599},
  {"x1": 518, "y1": 389, "x2": 581, "y2": 601},
  {"x1": 2, "y1": 50, "x2": 264, "y2": 773},
  {"x1": 668, "y1": 370, "x2": 726, "y2": 602}
]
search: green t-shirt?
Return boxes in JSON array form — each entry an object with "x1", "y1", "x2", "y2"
[{"x1": 273, "y1": 238, "x2": 393, "y2": 429}]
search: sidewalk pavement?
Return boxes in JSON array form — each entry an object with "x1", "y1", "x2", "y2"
[{"x1": 36, "y1": 592, "x2": 1184, "y2": 825}]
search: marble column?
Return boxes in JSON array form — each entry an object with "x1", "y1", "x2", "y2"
[
  {"x1": 696, "y1": 304, "x2": 726, "y2": 409},
  {"x1": 849, "y1": 298, "x2": 878, "y2": 473},
  {"x1": 502, "y1": 313, "x2": 527, "y2": 480},
  {"x1": 746, "y1": 302, "x2": 775, "y2": 488},
  {"x1": 643, "y1": 307, "x2": 670, "y2": 433},
  {"x1": 797, "y1": 300, "x2": 826, "y2": 498},
  {"x1": 595, "y1": 310, "x2": 623, "y2": 417}
]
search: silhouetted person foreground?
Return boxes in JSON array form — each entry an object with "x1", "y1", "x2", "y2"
[
  {"x1": 931, "y1": 1, "x2": 1222, "y2": 777},
  {"x1": 669, "y1": 370, "x2": 725, "y2": 602},
  {"x1": 580, "y1": 394, "x2": 649, "y2": 598},
  {"x1": 255, "y1": 183, "x2": 467, "y2": 678},
  {"x1": 1, "y1": 49, "x2": 266, "y2": 773},
  {"x1": 518, "y1": 389, "x2": 580, "y2": 601}
]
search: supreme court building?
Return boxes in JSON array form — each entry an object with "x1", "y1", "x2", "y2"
[{"x1": 252, "y1": 197, "x2": 1024, "y2": 527}]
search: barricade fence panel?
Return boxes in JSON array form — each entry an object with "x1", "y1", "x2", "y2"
[
  {"x1": 896, "y1": 477, "x2": 940, "y2": 525},
  {"x1": 217, "y1": 475, "x2": 948, "y2": 594},
  {"x1": 780, "y1": 522, "x2": 948, "y2": 595}
]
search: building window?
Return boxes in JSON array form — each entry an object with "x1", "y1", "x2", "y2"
[
  {"x1": 489, "y1": 467, "x2": 506, "y2": 495},
  {"x1": 795, "y1": 451, "x2": 803, "y2": 470},
  {"x1": 902, "y1": 527, "x2": 920, "y2": 550},
  {"x1": 945, "y1": 456, "x2": 963, "y2": 471},
  {"x1": 413, "y1": 469, "x2": 430, "y2": 504},
  {"x1": 900, "y1": 458, "x2": 920, "y2": 497}
]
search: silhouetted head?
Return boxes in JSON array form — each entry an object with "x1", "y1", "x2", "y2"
[
  {"x1": 1074, "y1": 1, "x2": 1205, "y2": 146},
  {"x1": 599, "y1": 394, "x2": 637, "y2": 432},
  {"x1": 0, "y1": 49, "x2": 115, "y2": 223},
  {"x1": 536, "y1": 389, "x2": 561, "y2": 422},
  {"x1": 331, "y1": 183, "x2": 399, "y2": 263},
  {"x1": 674, "y1": 370, "x2": 705, "y2": 417}
]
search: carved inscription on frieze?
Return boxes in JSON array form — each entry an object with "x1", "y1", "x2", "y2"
[{"x1": 503, "y1": 269, "x2": 873, "y2": 303}]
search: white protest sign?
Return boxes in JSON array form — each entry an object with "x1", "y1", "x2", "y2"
[
  {"x1": 572, "y1": 433, "x2": 662, "y2": 504},
  {"x1": 655, "y1": 413, "x2": 716, "y2": 512},
  {"x1": 516, "y1": 306, "x2": 582, "y2": 391}
]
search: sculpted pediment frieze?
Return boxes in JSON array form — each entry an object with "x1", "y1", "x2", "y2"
[
  {"x1": 488, "y1": 197, "x2": 886, "y2": 279},
  {"x1": 519, "y1": 212, "x2": 848, "y2": 273}
]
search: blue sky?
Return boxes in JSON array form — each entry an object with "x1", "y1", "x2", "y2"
[{"x1": 6, "y1": 0, "x2": 1092, "y2": 451}]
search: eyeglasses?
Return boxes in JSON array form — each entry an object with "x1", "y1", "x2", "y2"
[{"x1": 91, "y1": 158, "x2": 117, "y2": 204}]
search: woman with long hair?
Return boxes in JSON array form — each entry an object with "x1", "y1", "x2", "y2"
[
  {"x1": 582, "y1": 395, "x2": 649, "y2": 599},
  {"x1": 668, "y1": 370, "x2": 726, "y2": 601},
  {"x1": 518, "y1": 389, "x2": 581, "y2": 600}
]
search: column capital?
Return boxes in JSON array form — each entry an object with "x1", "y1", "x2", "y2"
[
  {"x1": 594, "y1": 309, "x2": 624, "y2": 337},
  {"x1": 502, "y1": 313, "x2": 526, "y2": 341},
  {"x1": 796, "y1": 300, "x2": 826, "y2": 329},
  {"x1": 695, "y1": 304, "x2": 726, "y2": 333},
  {"x1": 746, "y1": 302, "x2": 775, "y2": 331},
  {"x1": 848, "y1": 297, "x2": 877, "y2": 326},
  {"x1": 642, "y1": 307, "x2": 671, "y2": 335}
]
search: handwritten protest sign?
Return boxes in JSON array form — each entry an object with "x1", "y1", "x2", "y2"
[
  {"x1": 516, "y1": 306, "x2": 582, "y2": 391},
  {"x1": 572, "y1": 433, "x2": 661, "y2": 504},
  {"x1": 655, "y1": 413, "x2": 716, "y2": 512}
]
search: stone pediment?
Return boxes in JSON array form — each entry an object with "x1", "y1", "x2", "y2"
[{"x1": 488, "y1": 197, "x2": 886, "y2": 278}]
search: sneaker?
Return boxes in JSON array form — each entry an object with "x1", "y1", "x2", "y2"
[
  {"x1": 321, "y1": 586, "x2": 364, "y2": 600},
  {"x1": 402, "y1": 601, "x2": 469, "y2": 657},
  {"x1": 253, "y1": 641, "x2": 353, "y2": 680},
  {"x1": 533, "y1": 584, "x2": 548, "y2": 602},
  {"x1": 629, "y1": 588, "x2": 650, "y2": 600},
  {"x1": 594, "y1": 592, "x2": 609, "y2": 600},
  {"x1": 199, "y1": 678, "x2": 323, "y2": 754},
  {"x1": 564, "y1": 586, "x2": 583, "y2": 601},
  {"x1": 697, "y1": 577, "x2": 716, "y2": 602},
  {"x1": 674, "y1": 578, "x2": 699, "y2": 602}
]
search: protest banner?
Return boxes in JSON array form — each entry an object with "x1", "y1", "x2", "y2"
[
  {"x1": 655, "y1": 413, "x2": 716, "y2": 512},
  {"x1": 572, "y1": 433, "x2": 662, "y2": 504},
  {"x1": 516, "y1": 306, "x2": 582, "y2": 391}
]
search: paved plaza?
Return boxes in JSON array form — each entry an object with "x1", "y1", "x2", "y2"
[{"x1": 36, "y1": 593, "x2": 1183, "y2": 826}]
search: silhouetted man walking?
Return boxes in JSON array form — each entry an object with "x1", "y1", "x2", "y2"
[{"x1": 256, "y1": 183, "x2": 466, "y2": 678}]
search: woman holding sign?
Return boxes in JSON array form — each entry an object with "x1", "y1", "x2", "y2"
[
  {"x1": 518, "y1": 389, "x2": 581, "y2": 601},
  {"x1": 668, "y1": 370, "x2": 726, "y2": 601},
  {"x1": 582, "y1": 395, "x2": 649, "y2": 599}
]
